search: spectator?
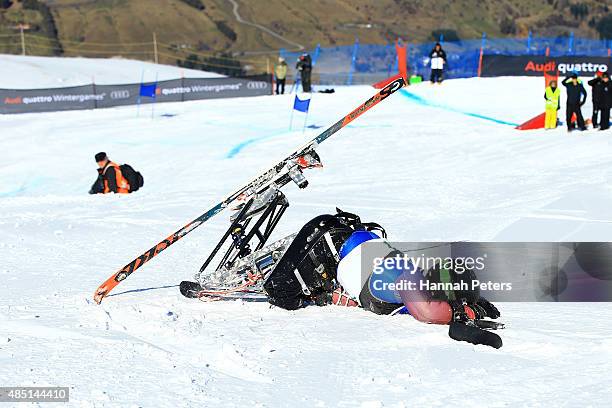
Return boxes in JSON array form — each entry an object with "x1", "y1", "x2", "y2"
[
  {"x1": 544, "y1": 79, "x2": 560, "y2": 129},
  {"x1": 429, "y1": 42, "x2": 447, "y2": 84},
  {"x1": 587, "y1": 71, "x2": 605, "y2": 128},
  {"x1": 562, "y1": 74, "x2": 587, "y2": 132},
  {"x1": 89, "y1": 152, "x2": 130, "y2": 194},
  {"x1": 274, "y1": 57, "x2": 288, "y2": 95},
  {"x1": 296, "y1": 53, "x2": 312, "y2": 92},
  {"x1": 600, "y1": 73, "x2": 612, "y2": 131}
]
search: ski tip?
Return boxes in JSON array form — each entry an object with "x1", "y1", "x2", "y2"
[{"x1": 93, "y1": 288, "x2": 107, "y2": 304}]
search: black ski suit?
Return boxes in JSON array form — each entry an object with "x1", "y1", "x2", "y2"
[
  {"x1": 562, "y1": 77, "x2": 587, "y2": 131},
  {"x1": 600, "y1": 81, "x2": 612, "y2": 130},
  {"x1": 588, "y1": 77, "x2": 604, "y2": 127},
  {"x1": 296, "y1": 55, "x2": 313, "y2": 92}
]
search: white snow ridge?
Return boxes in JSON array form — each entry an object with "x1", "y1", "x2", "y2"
[{"x1": 1, "y1": 56, "x2": 611, "y2": 407}]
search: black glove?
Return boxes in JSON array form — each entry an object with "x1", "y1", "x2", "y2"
[
  {"x1": 451, "y1": 297, "x2": 500, "y2": 322},
  {"x1": 472, "y1": 297, "x2": 500, "y2": 319},
  {"x1": 89, "y1": 175, "x2": 104, "y2": 194}
]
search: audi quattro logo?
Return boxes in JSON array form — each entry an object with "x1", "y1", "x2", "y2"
[
  {"x1": 110, "y1": 90, "x2": 130, "y2": 99},
  {"x1": 247, "y1": 81, "x2": 268, "y2": 90}
]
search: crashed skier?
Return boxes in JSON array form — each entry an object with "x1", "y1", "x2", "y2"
[{"x1": 260, "y1": 210, "x2": 504, "y2": 348}]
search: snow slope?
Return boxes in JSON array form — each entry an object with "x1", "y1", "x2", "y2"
[
  {"x1": 0, "y1": 55, "x2": 223, "y2": 89},
  {"x1": 1, "y1": 73, "x2": 612, "y2": 406}
]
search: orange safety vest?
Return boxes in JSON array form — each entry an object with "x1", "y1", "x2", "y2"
[{"x1": 102, "y1": 162, "x2": 130, "y2": 194}]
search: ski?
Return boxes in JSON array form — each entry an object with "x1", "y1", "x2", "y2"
[{"x1": 93, "y1": 77, "x2": 406, "y2": 304}]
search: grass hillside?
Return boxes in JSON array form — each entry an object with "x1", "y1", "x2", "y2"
[{"x1": 1, "y1": 0, "x2": 612, "y2": 73}]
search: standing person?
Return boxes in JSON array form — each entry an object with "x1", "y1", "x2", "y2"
[
  {"x1": 562, "y1": 73, "x2": 587, "y2": 131},
  {"x1": 544, "y1": 79, "x2": 561, "y2": 129},
  {"x1": 599, "y1": 73, "x2": 612, "y2": 130},
  {"x1": 274, "y1": 57, "x2": 288, "y2": 95},
  {"x1": 296, "y1": 53, "x2": 312, "y2": 92},
  {"x1": 429, "y1": 42, "x2": 447, "y2": 84},
  {"x1": 89, "y1": 152, "x2": 130, "y2": 194},
  {"x1": 588, "y1": 71, "x2": 604, "y2": 128}
]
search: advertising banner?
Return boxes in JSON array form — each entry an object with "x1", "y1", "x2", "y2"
[
  {"x1": 0, "y1": 75, "x2": 272, "y2": 114},
  {"x1": 0, "y1": 84, "x2": 99, "y2": 114},
  {"x1": 481, "y1": 55, "x2": 612, "y2": 77}
]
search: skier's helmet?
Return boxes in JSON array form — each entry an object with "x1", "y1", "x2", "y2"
[{"x1": 339, "y1": 230, "x2": 379, "y2": 260}]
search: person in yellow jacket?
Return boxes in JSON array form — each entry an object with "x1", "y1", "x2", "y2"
[
  {"x1": 274, "y1": 57, "x2": 288, "y2": 95},
  {"x1": 544, "y1": 79, "x2": 561, "y2": 129}
]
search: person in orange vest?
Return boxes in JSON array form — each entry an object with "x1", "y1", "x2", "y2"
[{"x1": 89, "y1": 152, "x2": 130, "y2": 194}]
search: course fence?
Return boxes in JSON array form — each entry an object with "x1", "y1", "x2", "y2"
[
  {"x1": 2, "y1": 32, "x2": 612, "y2": 87},
  {"x1": 281, "y1": 35, "x2": 612, "y2": 85}
]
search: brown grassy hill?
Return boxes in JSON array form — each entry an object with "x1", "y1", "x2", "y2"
[{"x1": 1, "y1": 0, "x2": 612, "y2": 73}]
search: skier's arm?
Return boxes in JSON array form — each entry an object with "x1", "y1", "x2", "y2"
[
  {"x1": 105, "y1": 167, "x2": 118, "y2": 193},
  {"x1": 562, "y1": 77, "x2": 571, "y2": 87},
  {"x1": 395, "y1": 270, "x2": 452, "y2": 324},
  {"x1": 588, "y1": 77, "x2": 599, "y2": 86},
  {"x1": 580, "y1": 85, "x2": 587, "y2": 105}
]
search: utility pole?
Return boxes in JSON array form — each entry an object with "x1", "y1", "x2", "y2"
[
  {"x1": 14, "y1": 24, "x2": 30, "y2": 56},
  {"x1": 153, "y1": 32, "x2": 158, "y2": 64},
  {"x1": 20, "y1": 25, "x2": 25, "y2": 55}
]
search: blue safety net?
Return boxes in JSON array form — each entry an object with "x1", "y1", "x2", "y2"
[{"x1": 277, "y1": 35, "x2": 612, "y2": 86}]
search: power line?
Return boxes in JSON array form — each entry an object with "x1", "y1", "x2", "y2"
[
  {"x1": 157, "y1": 51, "x2": 259, "y2": 70},
  {"x1": 24, "y1": 33, "x2": 154, "y2": 46},
  {"x1": 22, "y1": 42, "x2": 153, "y2": 55},
  {"x1": 157, "y1": 42, "x2": 260, "y2": 64}
]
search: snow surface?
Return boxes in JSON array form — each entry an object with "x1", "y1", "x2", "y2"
[
  {"x1": 2, "y1": 73, "x2": 612, "y2": 406},
  {"x1": 0, "y1": 55, "x2": 223, "y2": 89}
]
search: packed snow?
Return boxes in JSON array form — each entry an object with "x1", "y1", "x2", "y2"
[
  {"x1": 0, "y1": 55, "x2": 222, "y2": 89},
  {"x1": 1, "y1": 66, "x2": 612, "y2": 406}
]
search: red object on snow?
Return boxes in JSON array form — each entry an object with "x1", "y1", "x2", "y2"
[
  {"x1": 372, "y1": 73, "x2": 404, "y2": 89},
  {"x1": 516, "y1": 112, "x2": 546, "y2": 130},
  {"x1": 373, "y1": 38, "x2": 408, "y2": 88}
]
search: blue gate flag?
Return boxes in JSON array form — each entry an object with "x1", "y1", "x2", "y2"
[
  {"x1": 139, "y1": 83, "x2": 157, "y2": 98},
  {"x1": 293, "y1": 95, "x2": 310, "y2": 113}
]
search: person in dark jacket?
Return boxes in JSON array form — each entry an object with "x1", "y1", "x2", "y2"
[
  {"x1": 587, "y1": 72, "x2": 605, "y2": 128},
  {"x1": 89, "y1": 152, "x2": 130, "y2": 194},
  {"x1": 562, "y1": 74, "x2": 587, "y2": 131},
  {"x1": 296, "y1": 53, "x2": 312, "y2": 92},
  {"x1": 429, "y1": 43, "x2": 447, "y2": 84},
  {"x1": 599, "y1": 73, "x2": 612, "y2": 131}
]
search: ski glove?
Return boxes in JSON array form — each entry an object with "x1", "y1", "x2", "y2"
[{"x1": 471, "y1": 297, "x2": 500, "y2": 320}]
